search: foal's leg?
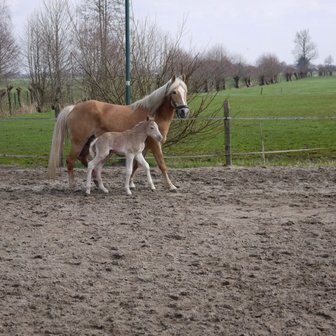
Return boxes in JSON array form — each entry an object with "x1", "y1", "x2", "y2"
[
  {"x1": 135, "y1": 152, "x2": 155, "y2": 191},
  {"x1": 86, "y1": 159, "x2": 97, "y2": 195},
  {"x1": 67, "y1": 142, "x2": 85, "y2": 189},
  {"x1": 129, "y1": 161, "x2": 137, "y2": 189},
  {"x1": 130, "y1": 147, "x2": 149, "y2": 189},
  {"x1": 147, "y1": 138, "x2": 177, "y2": 191},
  {"x1": 87, "y1": 151, "x2": 110, "y2": 194},
  {"x1": 125, "y1": 153, "x2": 135, "y2": 195},
  {"x1": 79, "y1": 137, "x2": 100, "y2": 187},
  {"x1": 95, "y1": 160, "x2": 109, "y2": 193}
]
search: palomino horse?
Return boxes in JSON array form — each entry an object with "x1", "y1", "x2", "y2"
[
  {"x1": 86, "y1": 116, "x2": 163, "y2": 196},
  {"x1": 48, "y1": 75, "x2": 189, "y2": 190}
]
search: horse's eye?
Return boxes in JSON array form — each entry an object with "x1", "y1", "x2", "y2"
[{"x1": 172, "y1": 91, "x2": 176, "y2": 95}]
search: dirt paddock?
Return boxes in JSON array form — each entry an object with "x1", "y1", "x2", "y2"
[{"x1": 0, "y1": 165, "x2": 335, "y2": 335}]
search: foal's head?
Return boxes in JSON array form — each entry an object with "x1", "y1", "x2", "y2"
[{"x1": 145, "y1": 116, "x2": 163, "y2": 142}]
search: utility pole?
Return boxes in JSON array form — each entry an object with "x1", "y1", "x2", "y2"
[{"x1": 125, "y1": 0, "x2": 131, "y2": 104}]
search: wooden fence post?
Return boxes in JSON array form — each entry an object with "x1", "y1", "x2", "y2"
[{"x1": 224, "y1": 99, "x2": 232, "y2": 166}]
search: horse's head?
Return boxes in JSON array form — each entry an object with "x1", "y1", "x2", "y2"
[
  {"x1": 146, "y1": 116, "x2": 163, "y2": 142},
  {"x1": 167, "y1": 75, "x2": 190, "y2": 119}
]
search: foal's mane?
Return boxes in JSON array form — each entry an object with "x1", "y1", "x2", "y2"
[
  {"x1": 123, "y1": 118, "x2": 152, "y2": 135},
  {"x1": 131, "y1": 77, "x2": 186, "y2": 114}
]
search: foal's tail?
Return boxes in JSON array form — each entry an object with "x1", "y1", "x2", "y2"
[
  {"x1": 89, "y1": 138, "x2": 98, "y2": 158},
  {"x1": 47, "y1": 105, "x2": 75, "y2": 179}
]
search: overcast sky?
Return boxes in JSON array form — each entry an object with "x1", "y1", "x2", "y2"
[{"x1": 10, "y1": 0, "x2": 336, "y2": 65}]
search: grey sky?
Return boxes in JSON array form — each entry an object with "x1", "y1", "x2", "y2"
[{"x1": 10, "y1": 0, "x2": 336, "y2": 65}]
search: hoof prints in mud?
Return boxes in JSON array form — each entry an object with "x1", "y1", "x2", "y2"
[{"x1": 0, "y1": 166, "x2": 335, "y2": 335}]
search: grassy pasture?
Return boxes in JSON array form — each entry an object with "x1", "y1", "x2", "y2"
[
  {"x1": 164, "y1": 76, "x2": 336, "y2": 167},
  {"x1": 0, "y1": 76, "x2": 335, "y2": 167},
  {"x1": 0, "y1": 114, "x2": 55, "y2": 166}
]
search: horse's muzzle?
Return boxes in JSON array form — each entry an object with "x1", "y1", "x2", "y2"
[{"x1": 175, "y1": 105, "x2": 190, "y2": 119}]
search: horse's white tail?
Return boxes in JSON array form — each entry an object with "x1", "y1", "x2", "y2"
[
  {"x1": 47, "y1": 105, "x2": 75, "y2": 179},
  {"x1": 89, "y1": 138, "x2": 98, "y2": 158}
]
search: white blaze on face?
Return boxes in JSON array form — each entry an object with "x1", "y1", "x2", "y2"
[{"x1": 176, "y1": 85, "x2": 187, "y2": 106}]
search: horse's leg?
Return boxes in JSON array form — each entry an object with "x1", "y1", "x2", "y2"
[
  {"x1": 78, "y1": 142, "x2": 90, "y2": 167},
  {"x1": 125, "y1": 153, "x2": 135, "y2": 195},
  {"x1": 135, "y1": 153, "x2": 155, "y2": 191},
  {"x1": 67, "y1": 134, "x2": 95, "y2": 189},
  {"x1": 66, "y1": 143, "x2": 84, "y2": 189},
  {"x1": 147, "y1": 139, "x2": 177, "y2": 191}
]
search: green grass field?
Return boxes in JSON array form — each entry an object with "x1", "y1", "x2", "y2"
[
  {"x1": 164, "y1": 76, "x2": 336, "y2": 167},
  {"x1": 0, "y1": 76, "x2": 335, "y2": 167}
]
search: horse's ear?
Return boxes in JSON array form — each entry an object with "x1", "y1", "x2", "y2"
[
  {"x1": 181, "y1": 74, "x2": 186, "y2": 81},
  {"x1": 146, "y1": 115, "x2": 150, "y2": 121},
  {"x1": 171, "y1": 74, "x2": 176, "y2": 83}
]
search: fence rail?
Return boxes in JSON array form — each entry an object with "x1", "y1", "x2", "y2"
[
  {"x1": 0, "y1": 103, "x2": 335, "y2": 164},
  {"x1": 1, "y1": 116, "x2": 336, "y2": 122}
]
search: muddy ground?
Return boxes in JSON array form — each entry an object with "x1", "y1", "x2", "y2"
[{"x1": 0, "y1": 166, "x2": 335, "y2": 335}]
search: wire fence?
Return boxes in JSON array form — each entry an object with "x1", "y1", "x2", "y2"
[{"x1": 0, "y1": 112, "x2": 335, "y2": 164}]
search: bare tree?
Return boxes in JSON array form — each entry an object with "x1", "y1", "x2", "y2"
[
  {"x1": 242, "y1": 65, "x2": 257, "y2": 87},
  {"x1": 131, "y1": 20, "x2": 222, "y2": 148},
  {"x1": 282, "y1": 62, "x2": 296, "y2": 81},
  {"x1": 198, "y1": 45, "x2": 231, "y2": 91},
  {"x1": 324, "y1": 55, "x2": 334, "y2": 76},
  {"x1": 72, "y1": 0, "x2": 124, "y2": 102},
  {"x1": 0, "y1": 0, "x2": 19, "y2": 82},
  {"x1": 41, "y1": 0, "x2": 73, "y2": 103},
  {"x1": 230, "y1": 54, "x2": 246, "y2": 89},
  {"x1": 293, "y1": 29, "x2": 318, "y2": 78},
  {"x1": 256, "y1": 54, "x2": 282, "y2": 85},
  {"x1": 71, "y1": 1, "x2": 223, "y2": 149},
  {"x1": 25, "y1": 0, "x2": 73, "y2": 111},
  {"x1": 131, "y1": 20, "x2": 178, "y2": 98},
  {"x1": 26, "y1": 13, "x2": 48, "y2": 111}
]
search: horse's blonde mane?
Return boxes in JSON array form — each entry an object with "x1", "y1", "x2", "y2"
[{"x1": 131, "y1": 77, "x2": 187, "y2": 113}]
